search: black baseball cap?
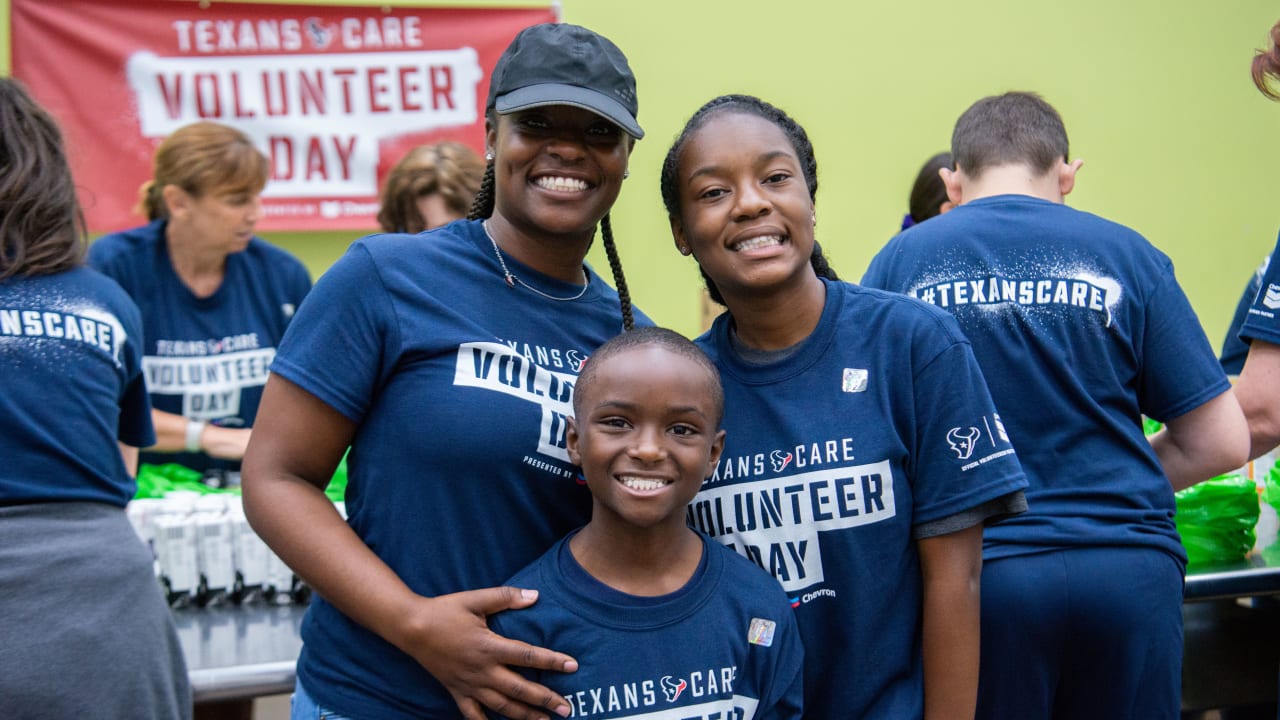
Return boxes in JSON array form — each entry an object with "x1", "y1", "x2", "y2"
[{"x1": 486, "y1": 23, "x2": 643, "y2": 139}]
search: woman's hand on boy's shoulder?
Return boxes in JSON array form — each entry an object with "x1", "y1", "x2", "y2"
[{"x1": 395, "y1": 586, "x2": 579, "y2": 720}]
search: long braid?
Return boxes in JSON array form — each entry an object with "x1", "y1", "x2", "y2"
[
  {"x1": 599, "y1": 213, "x2": 634, "y2": 331},
  {"x1": 811, "y1": 242, "x2": 840, "y2": 282},
  {"x1": 466, "y1": 162, "x2": 495, "y2": 220}
]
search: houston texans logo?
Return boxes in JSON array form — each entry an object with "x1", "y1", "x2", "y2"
[
  {"x1": 770, "y1": 449, "x2": 793, "y2": 473},
  {"x1": 304, "y1": 18, "x2": 336, "y2": 49},
  {"x1": 660, "y1": 675, "x2": 687, "y2": 703},
  {"x1": 567, "y1": 349, "x2": 586, "y2": 372},
  {"x1": 946, "y1": 426, "x2": 981, "y2": 460}
]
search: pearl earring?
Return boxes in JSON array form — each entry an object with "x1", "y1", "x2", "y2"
[{"x1": 485, "y1": 151, "x2": 494, "y2": 162}]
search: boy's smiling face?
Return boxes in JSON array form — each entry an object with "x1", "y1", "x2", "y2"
[{"x1": 567, "y1": 344, "x2": 725, "y2": 531}]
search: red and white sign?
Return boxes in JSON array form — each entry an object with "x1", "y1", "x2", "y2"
[{"x1": 11, "y1": 0, "x2": 555, "y2": 231}]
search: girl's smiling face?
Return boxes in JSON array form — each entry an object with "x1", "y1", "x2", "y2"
[{"x1": 670, "y1": 110, "x2": 816, "y2": 304}]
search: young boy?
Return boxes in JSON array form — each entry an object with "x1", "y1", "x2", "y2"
[
  {"x1": 861, "y1": 91, "x2": 1248, "y2": 719},
  {"x1": 489, "y1": 327, "x2": 804, "y2": 720}
]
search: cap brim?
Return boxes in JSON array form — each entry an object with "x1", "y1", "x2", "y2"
[{"x1": 495, "y1": 84, "x2": 644, "y2": 139}]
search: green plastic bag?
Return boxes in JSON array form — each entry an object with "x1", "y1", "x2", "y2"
[
  {"x1": 324, "y1": 450, "x2": 349, "y2": 503},
  {"x1": 135, "y1": 455, "x2": 348, "y2": 502},
  {"x1": 1142, "y1": 416, "x2": 1163, "y2": 436},
  {"x1": 1263, "y1": 461, "x2": 1280, "y2": 512},
  {"x1": 1175, "y1": 474, "x2": 1259, "y2": 566},
  {"x1": 135, "y1": 463, "x2": 234, "y2": 498}
]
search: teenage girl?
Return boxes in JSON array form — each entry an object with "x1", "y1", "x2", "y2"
[
  {"x1": 242, "y1": 23, "x2": 647, "y2": 720},
  {"x1": 660, "y1": 94, "x2": 1028, "y2": 720}
]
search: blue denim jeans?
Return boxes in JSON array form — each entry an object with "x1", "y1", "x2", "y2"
[{"x1": 290, "y1": 679, "x2": 355, "y2": 720}]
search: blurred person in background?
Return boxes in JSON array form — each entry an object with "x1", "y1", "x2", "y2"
[
  {"x1": 900, "y1": 151, "x2": 955, "y2": 231},
  {"x1": 377, "y1": 140, "x2": 486, "y2": 233},
  {"x1": 89, "y1": 121, "x2": 311, "y2": 485}
]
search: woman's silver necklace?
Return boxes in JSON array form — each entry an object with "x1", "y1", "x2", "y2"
[{"x1": 483, "y1": 220, "x2": 590, "y2": 302}]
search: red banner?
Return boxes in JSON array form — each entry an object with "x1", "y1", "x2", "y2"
[{"x1": 11, "y1": 0, "x2": 555, "y2": 232}]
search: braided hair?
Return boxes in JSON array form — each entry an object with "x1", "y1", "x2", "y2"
[
  {"x1": 468, "y1": 122, "x2": 635, "y2": 331},
  {"x1": 659, "y1": 94, "x2": 839, "y2": 305}
]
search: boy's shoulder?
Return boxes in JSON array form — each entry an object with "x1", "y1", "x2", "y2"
[{"x1": 501, "y1": 536, "x2": 561, "y2": 591}]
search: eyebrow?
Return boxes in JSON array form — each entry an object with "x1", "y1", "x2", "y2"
[
  {"x1": 595, "y1": 400, "x2": 711, "y2": 419},
  {"x1": 685, "y1": 150, "x2": 796, "y2": 186}
]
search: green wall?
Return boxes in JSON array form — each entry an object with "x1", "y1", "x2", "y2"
[{"x1": 5, "y1": 0, "x2": 1279, "y2": 345}]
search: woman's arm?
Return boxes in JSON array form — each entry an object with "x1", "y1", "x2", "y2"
[
  {"x1": 1149, "y1": 390, "x2": 1250, "y2": 491},
  {"x1": 148, "y1": 407, "x2": 251, "y2": 460},
  {"x1": 918, "y1": 522, "x2": 983, "y2": 720},
  {"x1": 241, "y1": 374, "x2": 576, "y2": 720},
  {"x1": 1234, "y1": 339, "x2": 1280, "y2": 460}
]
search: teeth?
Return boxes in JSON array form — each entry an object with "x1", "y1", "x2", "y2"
[
  {"x1": 535, "y1": 176, "x2": 589, "y2": 192},
  {"x1": 734, "y1": 235, "x2": 782, "y2": 251},
  {"x1": 620, "y1": 476, "x2": 669, "y2": 491}
]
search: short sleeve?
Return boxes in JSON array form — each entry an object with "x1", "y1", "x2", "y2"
[
  {"x1": 1240, "y1": 232, "x2": 1280, "y2": 347},
  {"x1": 910, "y1": 329, "x2": 1026, "y2": 525},
  {"x1": 1137, "y1": 270, "x2": 1230, "y2": 422},
  {"x1": 116, "y1": 299, "x2": 155, "y2": 447},
  {"x1": 269, "y1": 242, "x2": 399, "y2": 423}
]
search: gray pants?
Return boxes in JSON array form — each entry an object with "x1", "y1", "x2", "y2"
[{"x1": 0, "y1": 502, "x2": 192, "y2": 720}]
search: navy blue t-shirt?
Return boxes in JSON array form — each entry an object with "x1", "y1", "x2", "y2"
[
  {"x1": 1239, "y1": 230, "x2": 1280, "y2": 348},
  {"x1": 1220, "y1": 253, "x2": 1268, "y2": 374},
  {"x1": 272, "y1": 219, "x2": 650, "y2": 719},
  {"x1": 491, "y1": 531, "x2": 805, "y2": 720},
  {"x1": 863, "y1": 194, "x2": 1228, "y2": 565},
  {"x1": 0, "y1": 267, "x2": 154, "y2": 506},
  {"x1": 693, "y1": 278, "x2": 1026, "y2": 720},
  {"x1": 88, "y1": 219, "x2": 311, "y2": 472}
]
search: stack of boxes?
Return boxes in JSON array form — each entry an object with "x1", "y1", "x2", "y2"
[{"x1": 128, "y1": 492, "x2": 346, "y2": 608}]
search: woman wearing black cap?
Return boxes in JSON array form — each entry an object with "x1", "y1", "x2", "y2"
[{"x1": 242, "y1": 22, "x2": 646, "y2": 720}]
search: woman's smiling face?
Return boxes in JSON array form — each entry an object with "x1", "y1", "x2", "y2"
[
  {"x1": 487, "y1": 105, "x2": 632, "y2": 240},
  {"x1": 670, "y1": 110, "x2": 816, "y2": 303}
]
